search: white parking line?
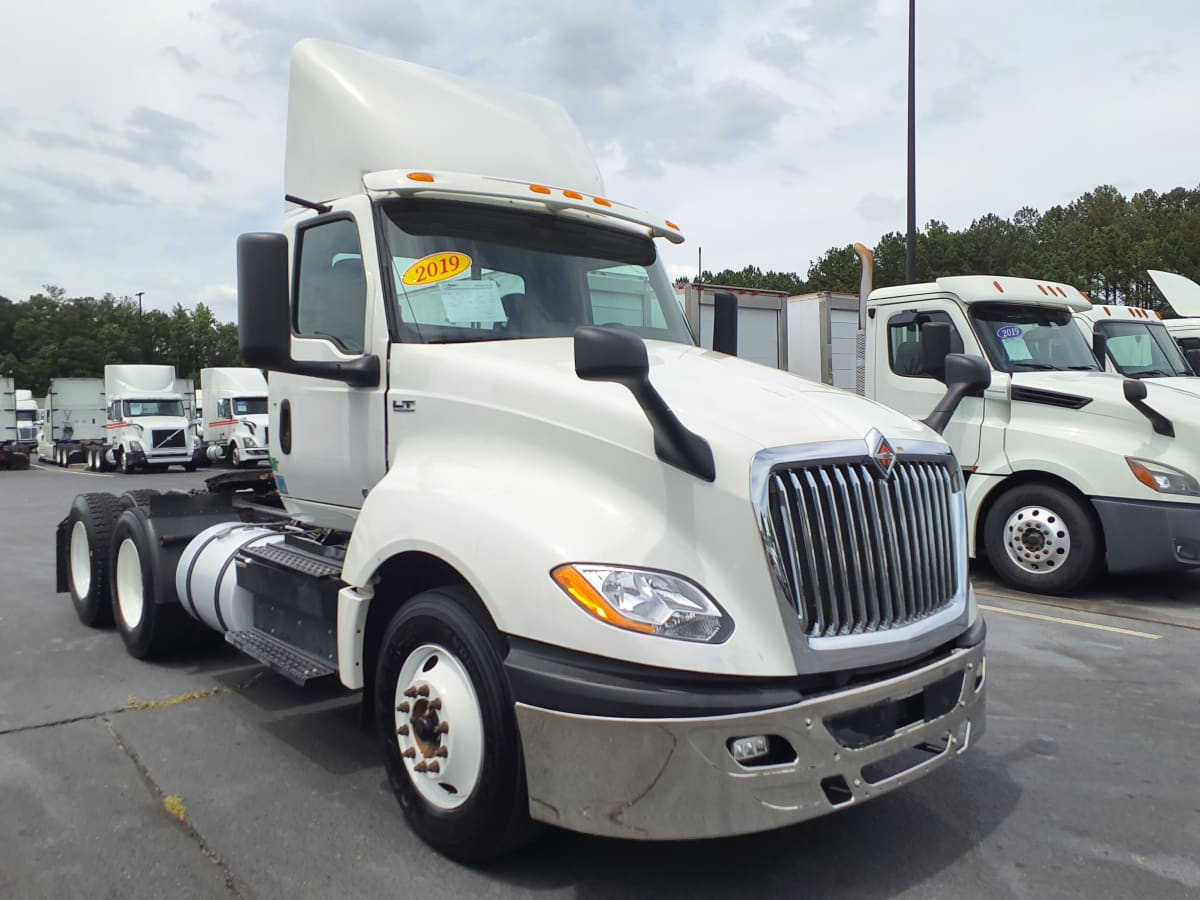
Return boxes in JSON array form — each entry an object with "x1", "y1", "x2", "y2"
[
  {"x1": 980, "y1": 603, "x2": 1162, "y2": 640},
  {"x1": 30, "y1": 463, "x2": 113, "y2": 478}
]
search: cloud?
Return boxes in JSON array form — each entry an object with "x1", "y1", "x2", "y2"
[
  {"x1": 30, "y1": 107, "x2": 212, "y2": 181},
  {"x1": 14, "y1": 166, "x2": 150, "y2": 207},
  {"x1": 164, "y1": 45, "x2": 200, "y2": 73},
  {"x1": 787, "y1": 0, "x2": 880, "y2": 40}
]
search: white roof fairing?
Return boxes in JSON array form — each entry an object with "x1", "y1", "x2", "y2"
[{"x1": 284, "y1": 40, "x2": 605, "y2": 206}]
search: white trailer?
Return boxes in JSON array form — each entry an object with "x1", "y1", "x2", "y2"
[
  {"x1": 37, "y1": 377, "x2": 107, "y2": 466},
  {"x1": 90, "y1": 365, "x2": 198, "y2": 473},
  {"x1": 0, "y1": 378, "x2": 31, "y2": 469},
  {"x1": 57, "y1": 41, "x2": 985, "y2": 862},
  {"x1": 198, "y1": 367, "x2": 269, "y2": 466}
]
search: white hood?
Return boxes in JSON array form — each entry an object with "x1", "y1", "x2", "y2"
[{"x1": 397, "y1": 338, "x2": 943, "y2": 467}]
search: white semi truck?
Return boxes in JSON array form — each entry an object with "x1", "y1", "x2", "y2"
[
  {"x1": 56, "y1": 41, "x2": 988, "y2": 862},
  {"x1": 1073, "y1": 302, "x2": 1197, "y2": 386},
  {"x1": 0, "y1": 378, "x2": 32, "y2": 469},
  {"x1": 197, "y1": 367, "x2": 269, "y2": 466},
  {"x1": 695, "y1": 249, "x2": 1200, "y2": 595},
  {"x1": 94, "y1": 365, "x2": 198, "y2": 472},
  {"x1": 1147, "y1": 269, "x2": 1200, "y2": 371},
  {"x1": 37, "y1": 377, "x2": 107, "y2": 466}
]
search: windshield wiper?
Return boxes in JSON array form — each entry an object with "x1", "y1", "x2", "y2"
[
  {"x1": 1134, "y1": 369, "x2": 1174, "y2": 378},
  {"x1": 1010, "y1": 362, "x2": 1057, "y2": 370},
  {"x1": 1065, "y1": 365, "x2": 1099, "y2": 371}
]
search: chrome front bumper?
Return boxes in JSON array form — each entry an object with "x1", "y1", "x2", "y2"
[{"x1": 514, "y1": 640, "x2": 985, "y2": 840}]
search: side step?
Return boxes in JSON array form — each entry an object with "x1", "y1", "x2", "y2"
[
  {"x1": 226, "y1": 629, "x2": 337, "y2": 686},
  {"x1": 240, "y1": 541, "x2": 343, "y2": 578}
]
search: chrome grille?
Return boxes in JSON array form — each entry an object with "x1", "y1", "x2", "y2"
[{"x1": 768, "y1": 458, "x2": 959, "y2": 637}]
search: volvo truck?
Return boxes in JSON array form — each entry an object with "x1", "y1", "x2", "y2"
[
  {"x1": 197, "y1": 367, "x2": 269, "y2": 466},
  {"x1": 92, "y1": 365, "x2": 198, "y2": 472},
  {"x1": 56, "y1": 40, "x2": 988, "y2": 862}
]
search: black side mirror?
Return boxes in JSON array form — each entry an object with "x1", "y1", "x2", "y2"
[
  {"x1": 920, "y1": 321, "x2": 952, "y2": 382},
  {"x1": 574, "y1": 326, "x2": 715, "y2": 481},
  {"x1": 1092, "y1": 331, "x2": 1108, "y2": 367},
  {"x1": 236, "y1": 231, "x2": 380, "y2": 387},
  {"x1": 712, "y1": 292, "x2": 738, "y2": 356},
  {"x1": 238, "y1": 232, "x2": 291, "y2": 371},
  {"x1": 922, "y1": 354, "x2": 991, "y2": 434},
  {"x1": 1124, "y1": 378, "x2": 1174, "y2": 436}
]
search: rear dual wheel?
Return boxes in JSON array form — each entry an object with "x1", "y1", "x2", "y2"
[
  {"x1": 109, "y1": 508, "x2": 191, "y2": 658},
  {"x1": 64, "y1": 493, "x2": 125, "y2": 627}
]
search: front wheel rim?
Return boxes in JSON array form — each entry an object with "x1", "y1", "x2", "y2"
[
  {"x1": 69, "y1": 520, "x2": 92, "y2": 598},
  {"x1": 115, "y1": 538, "x2": 145, "y2": 629},
  {"x1": 1003, "y1": 505, "x2": 1071, "y2": 574},
  {"x1": 393, "y1": 643, "x2": 485, "y2": 811}
]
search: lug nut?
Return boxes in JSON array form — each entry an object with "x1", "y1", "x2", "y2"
[
  {"x1": 404, "y1": 688, "x2": 418, "y2": 698},
  {"x1": 414, "y1": 761, "x2": 428, "y2": 773},
  {"x1": 427, "y1": 761, "x2": 440, "y2": 774},
  {"x1": 396, "y1": 702, "x2": 410, "y2": 713},
  {"x1": 396, "y1": 725, "x2": 409, "y2": 736},
  {"x1": 434, "y1": 723, "x2": 449, "y2": 735},
  {"x1": 402, "y1": 748, "x2": 416, "y2": 759},
  {"x1": 435, "y1": 747, "x2": 448, "y2": 758},
  {"x1": 427, "y1": 698, "x2": 442, "y2": 711},
  {"x1": 416, "y1": 685, "x2": 430, "y2": 697}
]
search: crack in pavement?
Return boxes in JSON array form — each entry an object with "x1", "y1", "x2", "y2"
[{"x1": 104, "y1": 716, "x2": 246, "y2": 899}]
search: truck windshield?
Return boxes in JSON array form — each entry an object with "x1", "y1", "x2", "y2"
[
  {"x1": 381, "y1": 199, "x2": 694, "y2": 345},
  {"x1": 232, "y1": 397, "x2": 268, "y2": 415},
  {"x1": 17, "y1": 410, "x2": 35, "y2": 422},
  {"x1": 123, "y1": 399, "x2": 184, "y2": 418},
  {"x1": 970, "y1": 303, "x2": 1100, "y2": 373},
  {"x1": 1096, "y1": 320, "x2": 1193, "y2": 377}
]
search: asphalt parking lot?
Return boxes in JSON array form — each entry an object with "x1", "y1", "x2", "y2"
[{"x1": 2, "y1": 464, "x2": 1198, "y2": 900}]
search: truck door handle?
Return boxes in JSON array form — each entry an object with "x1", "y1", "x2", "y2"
[{"x1": 279, "y1": 400, "x2": 292, "y2": 454}]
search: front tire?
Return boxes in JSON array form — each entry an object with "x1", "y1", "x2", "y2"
[
  {"x1": 983, "y1": 483, "x2": 1099, "y2": 595},
  {"x1": 64, "y1": 493, "x2": 125, "y2": 627},
  {"x1": 375, "y1": 586, "x2": 537, "y2": 863},
  {"x1": 110, "y1": 509, "x2": 191, "y2": 659},
  {"x1": 119, "y1": 450, "x2": 137, "y2": 474}
]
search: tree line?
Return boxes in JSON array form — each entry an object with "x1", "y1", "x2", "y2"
[
  {"x1": 688, "y1": 184, "x2": 1200, "y2": 311},
  {"x1": 0, "y1": 287, "x2": 241, "y2": 396}
]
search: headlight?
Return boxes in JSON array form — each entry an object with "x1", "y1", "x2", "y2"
[
  {"x1": 242, "y1": 435, "x2": 258, "y2": 448},
  {"x1": 551, "y1": 564, "x2": 733, "y2": 643},
  {"x1": 1126, "y1": 457, "x2": 1200, "y2": 496},
  {"x1": 128, "y1": 440, "x2": 143, "y2": 452}
]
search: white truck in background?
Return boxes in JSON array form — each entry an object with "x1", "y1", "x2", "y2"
[
  {"x1": 1073, "y1": 302, "x2": 1197, "y2": 386},
  {"x1": 0, "y1": 378, "x2": 32, "y2": 469},
  {"x1": 91, "y1": 365, "x2": 198, "y2": 472},
  {"x1": 37, "y1": 377, "x2": 107, "y2": 466},
  {"x1": 56, "y1": 40, "x2": 987, "y2": 863},
  {"x1": 692, "y1": 248, "x2": 1200, "y2": 595},
  {"x1": 1148, "y1": 269, "x2": 1200, "y2": 371},
  {"x1": 198, "y1": 367, "x2": 270, "y2": 466}
]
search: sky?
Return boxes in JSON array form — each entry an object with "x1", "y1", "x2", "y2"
[{"x1": 1, "y1": 0, "x2": 1198, "y2": 322}]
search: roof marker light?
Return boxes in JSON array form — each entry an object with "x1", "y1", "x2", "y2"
[
  {"x1": 993, "y1": 280, "x2": 1004, "y2": 293},
  {"x1": 1037, "y1": 284, "x2": 1048, "y2": 295},
  {"x1": 1102, "y1": 306, "x2": 1111, "y2": 315},
  {"x1": 530, "y1": 184, "x2": 552, "y2": 195},
  {"x1": 666, "y1": 220, "x2": 680, "y2": 231},
  {"x1": 406, "y1": 172, "x2": 436, "y2": 182},
  {"x1": 562, "y1": 189, "x2": 583, "y2": 200},
  {"x1": 593, "y1": 197, "x2": 613, "y2": 208}
]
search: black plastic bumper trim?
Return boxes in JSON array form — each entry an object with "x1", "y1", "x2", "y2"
[{"x1": 504, "y1": 620, "x2": 986, "y2": 720}]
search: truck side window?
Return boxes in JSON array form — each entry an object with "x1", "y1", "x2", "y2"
[
  {"x1": 218, "y1": 399, "x2": 230, "y2": 419},
  {"x1": 294, "y1": 218, "x2": 367, "y2": 353},
  {"x1": 888, "y1": 311, "x2": 964, "y2": 378}
]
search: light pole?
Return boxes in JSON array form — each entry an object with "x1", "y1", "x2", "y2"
[
  {"x1": 905, "y1": 0, "x2": 917, "y2": 283},
  {"x1": 135, "y1": 292, "x2": 145, "y2": 362}
]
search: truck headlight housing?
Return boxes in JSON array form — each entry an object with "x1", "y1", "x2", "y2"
[
  {"x1": 1126, "y1": 457, "x2": 1200, "y2": 497},
  {"x1": 242, "y1": 435, "x2": 258, "y2": 448},
  {"x1": 128, "y1": 440, "x2": 143, "y2": 452},
  {"x1": 552, "y1": 564, "x2": 733, "y2": 643}
]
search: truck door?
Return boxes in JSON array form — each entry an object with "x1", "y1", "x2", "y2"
[
  {"x1": 873, "y1": 303, "x2": 985, "y2": 468},
  {"x1": 271, "y1": 211, "x2": 387, "y2": 513}
]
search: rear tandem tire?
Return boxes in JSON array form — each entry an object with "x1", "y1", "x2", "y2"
[
  {"x1": 376, "y1": 586, "x2": 538, "y2": 864},
  {"x1": 109, "y1": 508, "x2": 191, "y2": 659},
  {"x1": 64, "y1": 492, "x2": 125, "y2": 627}
]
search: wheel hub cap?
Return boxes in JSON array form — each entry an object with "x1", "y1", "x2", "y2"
[
  {"x1": 393, "y1": 644, "x2": 484, "y2": 810},
  {"x1": 1003, "y1": 506, "x2": 1071, "y2": 574}
]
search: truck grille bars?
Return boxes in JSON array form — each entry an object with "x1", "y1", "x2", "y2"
[{"x1": 765, "y1": 456, "x2": 959, "y2": 637}]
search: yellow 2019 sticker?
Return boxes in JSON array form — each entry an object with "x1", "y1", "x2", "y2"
[{"x1": 402, "y1": 252, "x2": 470, "y2": 286}]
